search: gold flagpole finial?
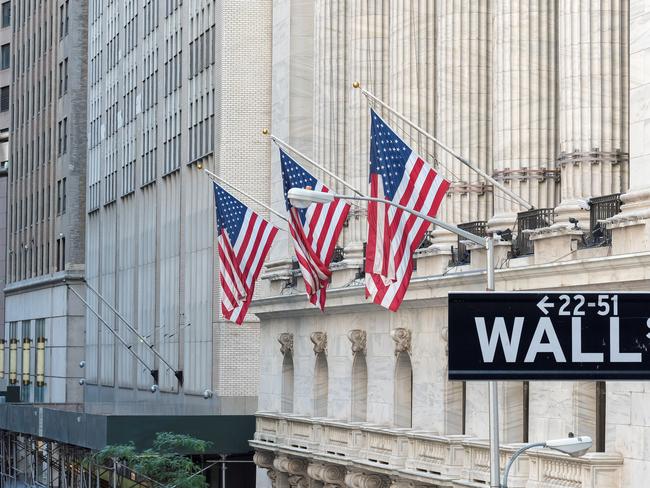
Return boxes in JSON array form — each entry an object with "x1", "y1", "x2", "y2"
[
  {"x1": 352, "y1": 81, "x2": 360, "y2": 89},
  {"x1": 262, "y1": 128, "x2": 270, "y2": 135}
]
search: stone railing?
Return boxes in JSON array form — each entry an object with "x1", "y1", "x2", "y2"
[{"x1": 251, "y1": 413, "x2": 623, "y2": 488}]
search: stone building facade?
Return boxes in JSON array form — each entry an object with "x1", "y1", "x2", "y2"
[
  {"x1": 250, "y1": 1, "x2": 649, "y2": 487},
  {"x1": 2, "y1": 0, "x2": 87, "y2": 404}
]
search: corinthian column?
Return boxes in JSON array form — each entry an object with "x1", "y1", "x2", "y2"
[
  {"x1": 434, "y1": 0, "x2": 493, "y2": 248},
  {"x1": 345, "y1": 0, "x2": 389, "y2": 263},
  {"x1": 609, "y1": 1, "x2": 650, "y2": 253},
  {"x1": 314, "y1": 0, "x2": 346, "y2": 192},
  {"x1": 554, "y1": 0, "x2": 629, "y2": 224},
  {"x1": 489, "y1": 0, "x2": 557, "y2": 232}
]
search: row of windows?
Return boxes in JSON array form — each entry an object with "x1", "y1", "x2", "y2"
[
  {"x1": 8, "y1": 236, "x2": 66, "y2": 283},
  {"x1": 11, "y1": 179, "x2": 67, "y2": 231}
]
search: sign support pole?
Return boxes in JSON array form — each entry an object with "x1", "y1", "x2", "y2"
[{"x1": 486, "y1": 237, "x2": 501, "y2": 488}]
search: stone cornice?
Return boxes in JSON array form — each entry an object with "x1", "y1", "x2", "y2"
[{"x1": 250, "y1": 251, "x2": 650, "y2": 319}]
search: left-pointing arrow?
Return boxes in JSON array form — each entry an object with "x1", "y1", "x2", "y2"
[{"x1": 537, "y1": 295, "x2": 554, "y2": 315}]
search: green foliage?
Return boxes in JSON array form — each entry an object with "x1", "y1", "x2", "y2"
[{"x1": 92, "y1": 433, "x2": 212, "y2": 488}]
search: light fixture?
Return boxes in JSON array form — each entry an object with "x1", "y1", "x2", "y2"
[
  {"x1": 79, "y1": 378, "x2": 85, "y2": 386},
  {"x1": 203, "y1": 389, "x2": 214, "y2": 400},
  {"x1": 8, "y1": 338, "x2": 17, "y2": 385},
  {"x1": 545, "y1": 436, "x2": 593, "y2": 457},
  {"x1": 502, "y1": 436, "x2": 593, "y2": 487},
  {"x1": 287, "y1": 188, "x2": 335, "y2": 208},
  {"x1": 150, "y1": 384, "x2": 159, "y2": 393},
  {"x1": 36, "y1": 337, "x2": 46, "y2": 386},
  {"x1": 22, "y1": 338, "x2": 31, "y2": 385},
  {"x1": 79, "y1": 360, "x2": 86, "y2": 368}
]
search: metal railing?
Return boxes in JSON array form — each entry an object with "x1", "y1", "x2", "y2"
[
  {"x1": 451, "y1": 221, "x2": 487, "y2": 265},
  {"x1": 585, "y1": 193, "x2": 622, "y2": 247},
  {"x1": 513, "y1": 208, "x2": 554, "y2": 256}
]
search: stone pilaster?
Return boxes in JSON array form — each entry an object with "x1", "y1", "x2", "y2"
[
  {"x1": 489, "y1": 0, "x2": 557, "y2": 232},
  {"x1": 554, "y1": 0, "x2": 629, "y2": 225},
  {"x1": 269, "y1": 0, "x2": 315, "y2": 263},
  {"x1": 344, "y1": 0, "x2": 389, "y2": 262},
  {"x1": 434, "y1": 0, "x2": 493, "y2": 248},
  {"x1": 608, "y1": 1, "x2": 650, "y2": 253}
]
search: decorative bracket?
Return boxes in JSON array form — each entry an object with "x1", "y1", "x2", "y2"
[
  {"x1": 347, "y1": 329, "x2": 367, "y2": 354},
  {"x1": 310, "y1": 331, "x2": 327, "y2": 354},
  {"x1": 278, "y1": 333, "x2": 294, "y2": 355},
  {"x1": 391, "y1": 328, "x2": 412, "y2": 355}
]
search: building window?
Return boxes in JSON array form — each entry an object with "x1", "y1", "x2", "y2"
[
  {"x1": 281, "y1": 353, "x2": 294, "y2": 414},
  {"x1": 0, "y1": 44, "x2": 9, "y2": 69},
  {"x1": 0, "y1": 85, "x2": 8, "y2": 112},
  {"x1": 56, "y1": 237, "x2": 65, "y2": 272},
  {"x1": 394, "y1": 352, "x2": 413, "y2": 428},
  {"x1": 58, "y1": 117, "x2": 67, "y2": 155},
  {"x1": 59, "y1": 0, "x2": 69, "y2": 38},
  {"x1": 313, "y1": 353, "x2": 328, "y2": 417},
  {"x1": 351, "y1": 353, "x2": 368, "y2": 422},
  {"x1": 1, "y1": 2, "x2": 9, "y2": 28},
  {"x1": 58, "y1": 58, "x2": 68, "y2": 96},
  {"x1": 57, "y1": 178, "x2": 66, "y2": 215}
]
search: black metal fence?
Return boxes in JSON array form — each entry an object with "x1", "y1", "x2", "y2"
[
  {"x1": 451, "y1": 221, "x2": 487, "y2": 265},
  {"x1": 513, "y1": 208, "x2": 554, "y2": 256},
  {"x1": 586, "y1": 193, "x2": 621, "y2": 246}
]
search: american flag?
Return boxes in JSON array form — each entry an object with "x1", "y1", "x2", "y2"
[
  {"x1": 280, "y1": 149, "x2": 351, "y2": 310},
  {"x1": 214, "y1": 183, "x2": 278, "y2": 325},
  {"x1": 365, "y1": 109, "x2": 451, "y2": 311}
]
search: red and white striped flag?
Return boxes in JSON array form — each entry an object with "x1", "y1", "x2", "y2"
[
  {"x1": 280, "y1": 149, "x2": 351, "y2": 310},
  {"x1": 365, "y1": 110, "x2": 450, "y2": 311},
  {"x1": 214, "y1": 183, "x2": 278, "y2": 325}
]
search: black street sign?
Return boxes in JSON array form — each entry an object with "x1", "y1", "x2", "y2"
[{"x1": 448, "y1": 292, "x2": 650, "y2": 380}]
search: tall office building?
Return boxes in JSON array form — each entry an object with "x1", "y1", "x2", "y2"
[
  {"x1": 2, "y1": 0, "x2": 87, "y2": 404},
  {"x1": 0, "y1": 0, "x2": 12, "y2": 341},
  {"x1": 0, "y1": 1, "x2": 271, "y2": 486}
]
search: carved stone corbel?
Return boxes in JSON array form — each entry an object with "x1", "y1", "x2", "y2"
[
  {"x1": 253, "y1": 450, "x2": 274, "y2": 469},
  {"x1": 347, "y1": 329, "x2": 367, "y2": 354},
  {"x1": 390, "y1": 328, "x2": 411, "y2": 355},
  {"x1": 309, "y1": 462, "x2": 346, "y2": 484},
  {"x1": 278, "y1": 333, "x2": 294, "y2": 355},
  {"x1": 345, "y1": 471, "x2": 390, "y2": 488},
  {"x1": 310, "y1": 331, "x2": 327, "y2": 354}
]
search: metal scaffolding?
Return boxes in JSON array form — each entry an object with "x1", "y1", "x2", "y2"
[{"x1": 0, "y1": 430, "x2": 156, "y2": 488}]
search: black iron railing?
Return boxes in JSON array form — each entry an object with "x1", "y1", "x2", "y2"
[
  {"x1": 585, "y1": 193, "x2": 621, "y2": 246},
  {"x1": 451, "y1": 221, "x2": 487, "y2": 265},
  {"x1": 513, "y1": 208, "x2": 554, "y2": 256},
  {"x1": 332, "y1": 246, "x2": 345, "y2": 263}
]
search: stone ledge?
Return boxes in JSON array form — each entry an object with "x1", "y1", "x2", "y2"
[{"x1": 251, "y1": 413, "x2": 622, "y2": 488}]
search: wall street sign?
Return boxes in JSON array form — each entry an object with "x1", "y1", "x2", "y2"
[{"x1": 448, "y1": 292, "x2": 650, "y2": 380}]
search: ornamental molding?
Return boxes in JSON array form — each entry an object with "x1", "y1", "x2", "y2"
[
  {"x1": 391, "y1": 328, "x2": 411, "y2": 355},
  {"x1": 345, "y1": 471, "x2": 390, "y2": 488},
  {"x1": 253, "y1": 450, "x2": 274, "y2": 469},
  {"x1": 347, "y1": 329, "x2": 367, "y2": 354},
  {"x1": 310, "y1": 331, "x2": 328, "y2": 354},
  {"x1": 278, "y1": 333, "x2": 294, "y2": 355}
]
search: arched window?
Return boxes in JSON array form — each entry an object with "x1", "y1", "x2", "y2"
[
  {"x1": 313, "y1": 352, "x2": 328, "y2": 417},
  {"x1": 394, "y1": 352, "x2": 413, "y2": 428},
  {"x1": 281, "y1": 353, "x2": 294, "y2": 413},
  {"x1": 351, "y1": 353, "x2": 368, "y2": 422}
]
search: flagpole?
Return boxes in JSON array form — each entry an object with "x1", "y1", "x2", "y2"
[
  {"x1": 201, "y1": 167, "x2": 289, "y2": 223},
  {"x1": 263, "y1": 129, "x2": 366, "y2": 198},
  {"x1": 353, "y1": 83, "x2": 534, "y2": 211}
]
